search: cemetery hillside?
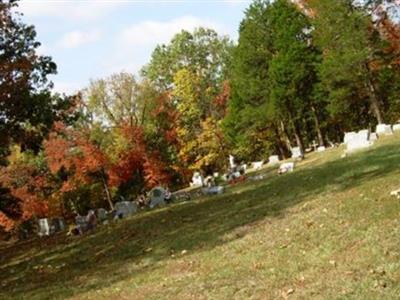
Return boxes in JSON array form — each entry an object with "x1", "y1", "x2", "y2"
[
  {"x1": 1, "y1": 0, "x2": 400, "y2": 298},
  {"x1": 2, "y1": 134, "x2": 400, "y2": 299}
]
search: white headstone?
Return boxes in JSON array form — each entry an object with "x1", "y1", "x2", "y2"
[
  {"x1": 346, "y1": 129, "x2": 373, "y2": 152},
  {"x1": 38, "y1": 218, "x2": 50, "y2": 236},
  {"x1": 376, "y1": 124, "x2": 393, "y2": 136},
  {"x1": 392, "y1": 124, "x2": 400, "y2": 131},
  {"x1": 229, "y1": 155, "x2": 236, "y2": 168},
  {"x1": 252, "y1": 161, "x2": 264, "y2": 169},
  {"x1": 268, "y1": 155, "x2": 280, "y2": 165},
  {"x1": 191, "y1": 172, "x2": 204, "y2": 187},
  {"x1": 291, "y1": 147, "x2": 302, "y2": 159},
  {"x1": 279, "y1": 162, "x2": 295, "y2": 174},
  {"x1": 369, "y1": 132, "x2": 378, "y2": 142},
  {"x1": 317, "y1": 146, "x2": 326, "y2": 152},
  {"x1": 344, "y1": 132, "x2": 357, "y2": 144}
]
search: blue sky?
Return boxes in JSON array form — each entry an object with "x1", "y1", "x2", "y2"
[{"x1": 18, "y1": 0, "x2": 251, "y2": 95}]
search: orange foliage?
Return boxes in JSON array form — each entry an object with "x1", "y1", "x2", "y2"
[
  {"x1": 44, "y1": 123, "x2": 108, "y2": 192},
  {"x1": 0, "y1": 163, "x2": 50, "y2": 231},
  {"x1": 0, "y1": 211, "x2": 14, "y2": 232}
]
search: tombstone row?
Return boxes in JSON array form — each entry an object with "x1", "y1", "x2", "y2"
[{"x1": 343, "y1": 123, "x2": 399, "y2": 153}]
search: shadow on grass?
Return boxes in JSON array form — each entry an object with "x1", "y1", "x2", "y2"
[{"x1": 1, "y1": 142, "x2": 400, "y2": 299}]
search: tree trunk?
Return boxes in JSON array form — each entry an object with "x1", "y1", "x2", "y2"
[
  {"x1": 101, "y1": 171, "x2": 114, "y2": 210},
  {"x1": 274, "y1": 125, "x2": 289, "y2": 159},
  {"x1": 280, "y1": 120, "x2": 292, "y2": 151},
  {"x1": 310, "y1": 104, "x2": 325, "y2": 146},
  {"x1": 364, "y1": 63, "x2": 384, "y2": 124},
  {"x1": 292, "y1": 121, "x2": 305, "y2": 157}
]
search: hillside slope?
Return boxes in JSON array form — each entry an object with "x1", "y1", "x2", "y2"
[{"x1": 1, "y1": 135, "x2": 400, "y2": 299}]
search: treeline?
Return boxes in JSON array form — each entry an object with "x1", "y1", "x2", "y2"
[{"x1": 1, "y1": 0, "x2": 400, "y2": 234}]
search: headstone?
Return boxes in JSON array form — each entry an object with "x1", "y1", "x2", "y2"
[
  {"x1": 229, "y1": 155, "x2": 236, "y2": 169},
  {"x1": 149, "y1": 187, "x2": 166, "y2": 208},
  {"x1": 38, "y1": 218, "x2": 50, "y2": 236},
  {"x1": 392, "y1": 124, "x2": 400, "y2": 131},
  {"x1": 191, "y1": 172, "x2": 204, "y2": 187},
  {"x1": 311, "y1": 140, "x2": 318, "y2": 151},
  {"x1": 317, "y1": 146, "x2": 326, "y2": 152},
  {"x1": 202, "y1": 186, "x2": 224, "y2": 195},
  {"x1": 75, "y1": 215, "x2": 88, "y2": 233},
  {"x1": 369, "y1": 132, "x2": 378, "y2": 142},
  {"x1": 252, "y1": 161, "x2": 264, "y2": 169},
  {"x1": 204, "y1": 175, "x2": 215, "y2": 187},
  {"x1": 376, "y1": 124, "x2": 393, "y2": 136},
  {"x1": 344, "y1": 132, "x2": 357, "y2": 144},
  {"x1": 291, "y1": 147, "x2": 303, "y2": 159},
  {"x1": 97, "y1": 208, "x2": 108, "y2": 223},
  {"x1": 346, "y1": 129, "x2": 373, "y2": 152},
  {"x1": 115, "y1": 201, "x2": 137, "y2": 218},
  {"x1": 249, "y1": 174, "x2": 265, "y2": 181},
  {"x1": 51, "y1": 218, "x2": 66, "y2": 232},
  {"x1": 268, "y1": 155, "x2": 280, "y2": 165},
  {"x1": 213, "y1": 172, "x2": 219, "y2": 178},
  {"x1": 279, "y1": 162, "x2": 295, "y2": 174}
]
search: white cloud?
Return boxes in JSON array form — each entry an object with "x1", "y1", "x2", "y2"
[
  {"x1": 53, "y1": 81, "x2": 82, "y2": 95},
  {"x1": 58, "y1": 30, "x2": 101, "y2": 49},
  {"x1": 19, "y1": 0, "x2": 123, "y2": 21},
  {"x1": 103, "y1": 16, "x2": 228, "y2": 75},
  {"x1": 119, "y1": 15, "x2": 227, "y2": 47}
]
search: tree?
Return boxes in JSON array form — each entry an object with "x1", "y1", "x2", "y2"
[
  {"x1": 0, "y1": 147, "x2": 51, "y2": 232},
  {"x1": 142, "y1": 27, "x2": 233, "y2": 93},
  {"x1": 143, "y1": 28, "x2": 232, "y2": 173},
  {"x1": 268, "y1": 0, "x2": 322, "y2": 153},
  {"x1": 44, "y1": 123, "x2": 114, "y2": 210},
  {"x1": 223, "y1": 0, "x2": 277, "y2": 160},
  {"x1": 85, "y1": 73, "x2": 156, "y2": 127},
  {"x1": 309, "y1": 0, "x2": 387, "y2": 125},
  {"x1": 0, "y1": 0, "x2": 69, "y2": 158}
]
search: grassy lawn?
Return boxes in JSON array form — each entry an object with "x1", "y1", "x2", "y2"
[{"x1": 1, "y1": 135, "x2": 400, "y2": 299}]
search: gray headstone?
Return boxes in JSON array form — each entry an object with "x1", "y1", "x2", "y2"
[
  {"x1": 317, "y1": 146, "x2": 326, "y2": 152},
  {"x1": 202, "y1": 186, "x2": 224, "y2": 195},
  {"x1": 149, "y1": 187, "x2": 166, "y2": 208},
  {"x1": 97, "y1": 208, "x2": 108, "y2": 222},
  {"x1": 75, "y1": 215, "x2": 88, "y2": 231},
  {"x1": 115, "y1": 201, "x2": 137, "y2": 218},
  {"x1": 51, "y1": 218, "x2": 66, "y2": 232}
]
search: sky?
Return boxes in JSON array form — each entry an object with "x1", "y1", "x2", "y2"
[{"x1": 17, "y1": 0, "x2": 251, "y2": 95}]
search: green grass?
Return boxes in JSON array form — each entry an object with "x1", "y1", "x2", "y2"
[{"x1": 2, "y1": 135, "x2": 400, "y2": 299}]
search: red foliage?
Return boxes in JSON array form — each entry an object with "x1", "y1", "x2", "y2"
[
  {"x1": 44, "y1": 124, "x2": 109, "y2": 192},
  {"x1": 0, "y1": 163, "x2": 50, "y2": 231},
  {"x1": 143, "y1": 153, "x2": 170, "y2": 188},
  {"x1": 151, "y1": 93, "x2": 179, "y2": 146},
  {"x1": 108, "y1": 124, "x2": 171, "y2": 189},
  {"x1": 213, "y1": 81, "x2": 230, "y2": 118}
]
